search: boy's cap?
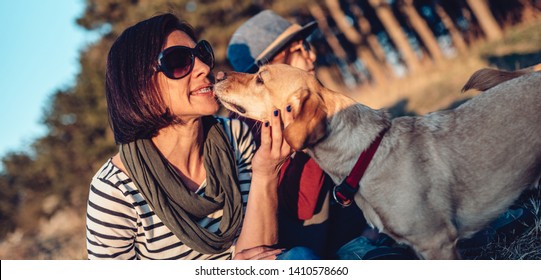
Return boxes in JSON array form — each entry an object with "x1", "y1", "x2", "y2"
[{"x1": 227, "y1": 10, "x2": 317, "y2": 73}]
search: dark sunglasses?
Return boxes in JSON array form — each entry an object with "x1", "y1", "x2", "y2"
[
  {"x1": 156, "y1": 40, "x2": 215, "y2": 79},
  {"x1": 292, "y1": 40, "x2": 312, "y2": 54}
]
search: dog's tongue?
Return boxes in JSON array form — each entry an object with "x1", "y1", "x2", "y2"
[{"x1": 216, "y1": 71, "x2": 226, "y2": 81}]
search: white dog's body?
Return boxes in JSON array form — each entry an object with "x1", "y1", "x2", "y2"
[{"x1": 214, "y1": 64, "x2": 541, "y2": 259}]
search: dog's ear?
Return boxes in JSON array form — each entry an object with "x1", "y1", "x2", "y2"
[{"x1": 284, "y1": 88, "x2": 328, "y2": 151}]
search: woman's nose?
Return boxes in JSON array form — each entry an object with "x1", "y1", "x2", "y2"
[{"x1": 192, "y1": 57, "x2": 212, "y2": 77}]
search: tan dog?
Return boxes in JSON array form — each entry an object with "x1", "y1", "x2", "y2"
[{"x1": 214, "y1": 64, "x2": 541, "y2": 259}]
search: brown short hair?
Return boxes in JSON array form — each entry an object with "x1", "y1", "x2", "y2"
[{"x1": 105, "y1": 13, "x2": 196, "y2": 144}]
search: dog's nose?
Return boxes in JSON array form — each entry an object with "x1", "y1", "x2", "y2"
[{"x1": 216, "y1": 71, "x2": 227, "y2": 82}]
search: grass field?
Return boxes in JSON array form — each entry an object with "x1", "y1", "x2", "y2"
[{"x1": 468, "y1": 187, "x2": 541, "y2": 260}]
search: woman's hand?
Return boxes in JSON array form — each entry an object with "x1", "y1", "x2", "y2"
[
  {"x1": 234, "y1": 106, "x2": 293, "y2": 254},
  {"x1": 233, "y1": 245, "x2": 284, "y2": 260},
  {"x1": 252, "y1": 108, "x2": 293, "y2": 178}
]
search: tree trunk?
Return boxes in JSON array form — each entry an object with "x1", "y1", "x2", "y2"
[
  {"x1": 348, "y1": 0, "x2": 388, "y2": 65},
  {"x1": 400, "y1": 0, "x2": 444, "y2": 63},
  {"x1": 308, "y1": 4, "x2": 349, "y2": 64},
  {"x1": 434, "y1": 2, "x2": 468, "y2": 54},
  {"x1": 325, "y1": 0, "x2": 387, "y2": 84},
  {"x1": 466, "y1": 0, "x2": 503, "y2": 41},
  {"x1": 309, "y1": 4, "x2": 354, "y2": 90},
  {"x1": 367, "y1": 0, "x2": 420, "y2": 72}
]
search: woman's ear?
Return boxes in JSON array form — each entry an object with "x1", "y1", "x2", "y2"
[{"x1": 283, "y1": 88, "x2": 327, "y2": 151}]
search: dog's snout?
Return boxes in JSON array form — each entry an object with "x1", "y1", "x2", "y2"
[{"x1": 216, "y1": 71, "x2": 227, "y2": 82}]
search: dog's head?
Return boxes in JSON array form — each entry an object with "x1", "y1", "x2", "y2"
[{"x1": 214, "y1": 64, "x2": 328, "y2": 151}]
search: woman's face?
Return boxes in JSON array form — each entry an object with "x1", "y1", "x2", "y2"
[{"x1": 157, "y1": 30, "x2": 219, "y2": 122}]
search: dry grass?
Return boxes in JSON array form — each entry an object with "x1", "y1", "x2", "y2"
[{"x1": 464, "y1": 187, "x2": 541, "y2": 260}]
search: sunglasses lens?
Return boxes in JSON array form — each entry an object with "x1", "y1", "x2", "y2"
[
  {"x1": 161, "y1": 47, "x2": 193, "y2": 79},
  {"x1": 196, "y1": 40, "x2": 214, "y2": 69},
  {"x1": 157, "y1": 41, "x2": 214, "y2": 79},
  {"x1": 302, "y1": 40, "x2": 311, "y2": 52}
]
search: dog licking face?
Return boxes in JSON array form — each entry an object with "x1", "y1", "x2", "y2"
[{"x1": 214, "y1": 64, "x2": 328, "y2": 150}]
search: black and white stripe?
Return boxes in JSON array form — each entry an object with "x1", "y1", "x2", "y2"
[{"x1": 86, "y1": 117, "x2": 254, "y2": 260}]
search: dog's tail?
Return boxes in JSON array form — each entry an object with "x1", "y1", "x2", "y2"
[{"x1": 461, "y1": 63, "x2": 541, "y2": 93}]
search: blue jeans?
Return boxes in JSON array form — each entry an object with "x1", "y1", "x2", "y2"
[
  {"x1": 336, "y1": 235, "x2": 418, "y2": 260},
  {"x1": 276, "y1": 246, "x2": 321, "y2": 260},
  {"x1": 335, "y1": 236, "x2": 378, "y2": 260}
]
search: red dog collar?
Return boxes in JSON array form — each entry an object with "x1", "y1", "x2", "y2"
[{"x1": 332, "y1": 128, "x2": 388, "y2": 207}]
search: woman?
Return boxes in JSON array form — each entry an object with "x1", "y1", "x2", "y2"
[{"x1": 86, "y1": 13, "x2": 294, "y2": 260}]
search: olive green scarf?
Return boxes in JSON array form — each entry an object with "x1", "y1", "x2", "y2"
[{"x1": 120, "y1": 116, "x2": 243, "y2": 254}]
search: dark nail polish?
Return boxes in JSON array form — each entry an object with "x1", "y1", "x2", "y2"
[
  {"x1": 286, "y1": 105, "x2": 292, "y2": 112},
  {"x1": 265, "y1": 121, "x2": 270, "y2": 127},
  {"x1": 273, "y1": 110, "x2": 279, "y2": 117}
]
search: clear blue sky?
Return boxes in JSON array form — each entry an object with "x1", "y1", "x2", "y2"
[{"x1": 0, "y1": 1, "x2": 96, "y2": 161}]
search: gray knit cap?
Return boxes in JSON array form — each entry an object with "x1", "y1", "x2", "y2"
[{"x1": 227, "y1": 10, "x2": 317, "y2": 73}]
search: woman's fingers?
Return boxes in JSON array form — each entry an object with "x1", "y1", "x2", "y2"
[
  {"x1": 259, "y1": 120, "x2": 271, "y2": 152},
  {"x1": 252, "y1": 108, "x2": 292, "y2": 177},
  {"x1": 250, "y1": 248, "x2": 283, "y2": 260},
  {"x1": 281, "y1": 105, "x2": 294, "y2": 154},
  {"x1": 254, "y1": 248, "x2": 283, "y2": 260},
  {"x1": 271, "y1": 109, "x2": 283, "y2": 154},
  {"x1": 283, "y1": 104, "x2": 294, "y2": 127},
  {"x1": 234, "y1": 245, "x2": 283, "y2": 260}
]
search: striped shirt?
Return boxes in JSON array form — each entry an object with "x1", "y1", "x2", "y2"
[{"x1": 86, "y1": 117, "x2": 254, "y2": 260}]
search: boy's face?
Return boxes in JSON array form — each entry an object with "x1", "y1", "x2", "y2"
[{"x1": 270, "y1": 40, "x2": 316, "y2": 75}]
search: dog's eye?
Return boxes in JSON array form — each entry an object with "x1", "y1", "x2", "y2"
[{"x1": 255, "y1": 74, "x2": 264, "y2": 85}]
